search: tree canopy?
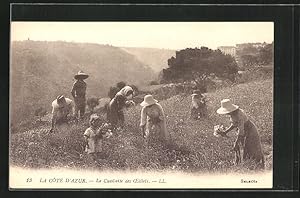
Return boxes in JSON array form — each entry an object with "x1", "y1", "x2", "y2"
[
  {"x1": 161, "y1": 47, "x2": 238, "y2": 83},
  {"x1": 237, "y1": 42, "x2": 274, "y2": 68}
]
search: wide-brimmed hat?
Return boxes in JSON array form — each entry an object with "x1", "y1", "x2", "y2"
[
  {"x1": 140, "y1": 95, "x2": 158, "y2": 107},
  {"x1": 56, "y1": 95, "x2": 66, "y2": 104},
  {"x1": 74, "y1": 71, "x2": 89, "y2": 80},
  {"x1": 216, "y1": 99, "x2": 239, "y2": 114},
  {"x1": 191, "y1": 90, "x2": 202, "y2": 96}
]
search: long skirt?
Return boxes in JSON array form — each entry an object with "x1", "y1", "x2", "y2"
[
  {"x1": 106, "y1": 101, "x2": 124, "y2": 128},
  {"x1": 242, "y1": 120, "x2": 265, "y2": 168},
  {"x1": 144, "y1": 119, "x2": 170, "y2": 143}
]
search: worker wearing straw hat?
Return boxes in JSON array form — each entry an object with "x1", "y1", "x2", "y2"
[
  {"x1": 140, "y1": 95, "x2": 170, "y2": 144},
  {"x1": 50, "y1": 95, "x2": 75, "y2": 133},
  {"x1": 216, "y1": 99, "x2": 264, "y2": 169},
  {"x1": 71, "y1": 71, "x2": 89, "y2": 120}
]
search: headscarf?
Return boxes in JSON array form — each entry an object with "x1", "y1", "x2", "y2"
[{"x1": 117, "y1": 86, "x2": 133, "y2": 97}]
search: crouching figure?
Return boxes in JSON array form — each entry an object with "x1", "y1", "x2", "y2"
[
  {"x1": 191, "y1": 90, "x2": 207, "y2": 120},
  {"x1": 50, "y1": 95, "x2": 75, "y2": 133}
]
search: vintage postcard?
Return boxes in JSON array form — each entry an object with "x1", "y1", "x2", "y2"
[{"x1": 9, "y1": 21, "x2": 273, "y2": 189}]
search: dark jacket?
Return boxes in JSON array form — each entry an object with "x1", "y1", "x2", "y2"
[{"x1": 71, "y1": 80, "x2": 87, "y2": 99}]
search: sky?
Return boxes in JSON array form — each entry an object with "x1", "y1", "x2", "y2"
[{"x1": 11, "y1": 22, "x2": 274, "y2": 50}]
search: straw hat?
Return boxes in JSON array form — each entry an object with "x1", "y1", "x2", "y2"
[
  {"x1": 56, "y1": 95, "x2": 66, "y2": 105},
  {"x1": 140, "y1": 95, "x2": 158, "y2": 107},
  {"x1": 216, "y1": 99, "x2": 239, "y2": 114},
  {"x1": 191, "y1": 90, "x2": 202, "y2": 96},
  {"x1": 74, "y1": 71, "x2": 89, "y2": 80}
]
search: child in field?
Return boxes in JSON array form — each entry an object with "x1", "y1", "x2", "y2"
[
  {"x1": 191, "y1": 90, "x2": 207, "y2": 120},
  {"x1": 83, "y1": 114, "x2": 112, "y2": 160}
]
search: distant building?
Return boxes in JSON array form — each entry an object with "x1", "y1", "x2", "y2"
[
  {"x1": 217, "y1": 46, "x2": 236, "y2": 57},
  {"x1": 252, "y1": 42, "x2": 267, "y2": 48},
  {"x1": 236, "y1": 42, "x2": 268, "y2": 50}
]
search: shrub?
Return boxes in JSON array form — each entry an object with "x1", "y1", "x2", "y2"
[
  {"x1": 149, "y1": 80, "x2": 159, "y2": 85},
  {"x1": 236, "y1": 66, "x2": 273, "y2": 84},
  {"x1": 86, "y1": 97, "x2": 99, "y2": 113}
]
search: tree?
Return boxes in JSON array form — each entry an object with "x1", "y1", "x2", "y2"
[
  {"x1": 237, "y1": 45, "x2": 258, "y2": 56},
  {"x1": 240, "y1": 54, "x2": 259, "y2": 67},
  {"x1": 236, "y1": 42, "x2": 274, "y2": 68},
  {"x1": 162, "y1": 47, "x2": 238, "y2": 84},
  {"x1": 258, "y1": 42, "x2": 274, "y2": 65}
]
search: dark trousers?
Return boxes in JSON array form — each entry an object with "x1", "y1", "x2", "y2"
[{"x1": 74, "y1": 97, "x2": 86, "y2": 119}]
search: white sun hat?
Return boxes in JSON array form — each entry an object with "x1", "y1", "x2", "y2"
[
  {"x1": 216, "y1": 99, "x2": 239, "y2": 114},
  {"x1": 140, "y1": 95, "x2": 158, "y2": 107},
  {"x1": 74, "y1": 71, "x2": 89, "y2": 80}
]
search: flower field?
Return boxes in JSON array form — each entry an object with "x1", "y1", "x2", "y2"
[{"x1": 10, "y1": 79, "x2": 273, "y2": 173}]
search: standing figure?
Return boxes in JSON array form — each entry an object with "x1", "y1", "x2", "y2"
[
  {"x1": 191, "y1": 90, "x2": 207, "y2": 120},
  {"x1": 83, "y1": 115, "x2": 105, "y2": 160},
  {"x1": 140, "y1": 95, "x2": 170, "y2": 144},
  {"x1": 216, "y1": 99, "x2": 264, "y2": 169},
  {"x1": 71, "y1": 71, "x2": 89, "y2": 120},
  {"x1": 50, "y1": 95, "x2": 75, "y2": 133},
  {"x1": 106, "y1": 85, "x2": 135, "y2": 129}
]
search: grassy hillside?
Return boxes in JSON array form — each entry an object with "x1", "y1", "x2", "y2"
[
  {"x1": 122, "y1": 47, "x2": 175, "y2": 73},
  {"x1": 10, "y1": 79, "x2": 273, "y2": 172},
  {"x1": 10, "y1": 41, "x2": 156, "y2": 124}
]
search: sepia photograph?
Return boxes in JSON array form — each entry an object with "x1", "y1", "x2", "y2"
[{"x1": 9, "y1": 21, "x2": 274, "y2": 189}]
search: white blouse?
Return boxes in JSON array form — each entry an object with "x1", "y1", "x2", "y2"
[{"x1": 140, "y1": 103, "x2": 165, "y2": 126}]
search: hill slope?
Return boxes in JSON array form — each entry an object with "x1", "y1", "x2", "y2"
[
  {"x1": 10, "y1": 41, "x2": 156, "y2": 123},
  {"x1": 10, "y1": 79, "x2": 273, "y2": 172},
  {"x1": 122, "y1": 47, "x2": 175, "y2": 73}
]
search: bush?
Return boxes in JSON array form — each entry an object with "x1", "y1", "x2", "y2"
[
  {"x1": 86, "y1": 97, "x2": 99, "y2": 113},
  {"x1": 149, "y1": 80, "x2": 159, "y2": 85},
  {"x1": 236, "y1": 66, "x2": 273, "y2": 84}
]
